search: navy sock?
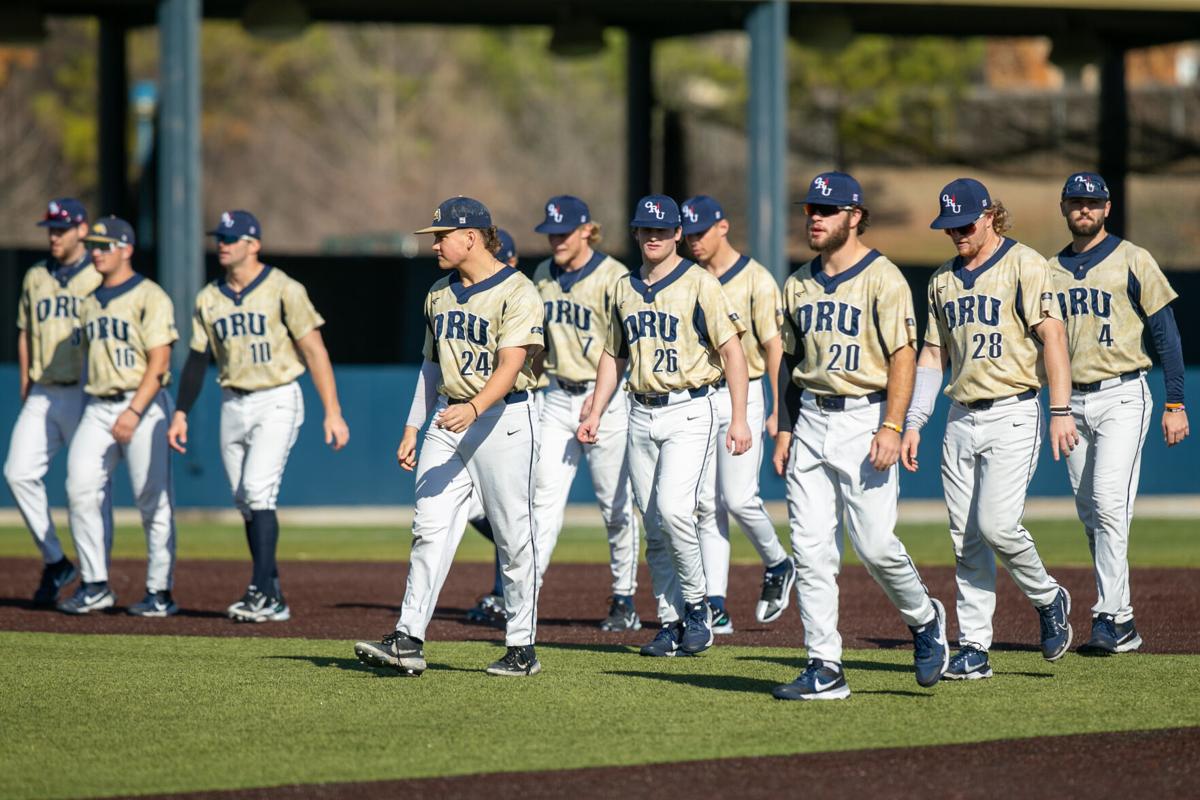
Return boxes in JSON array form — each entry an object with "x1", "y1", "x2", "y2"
[
  {"x1": 766, "y1": 558, "x2": 792, "y2": 576},
  {"x1": 614, "y1": 593, "x2": 634, "y2": 604},
  {"x1": 708, "y1": 595, "x2": 726, "y2": 612},
  {"x1": 243, "y1": 517, "x2": 259, "y2": 588},
  {"x1": 471, "y1": 516, "x2": 496, "y2": 543},
  {"x1": 491, "y1": 549, "x2": 504, "y2": 597},
  {"x1": 249, "y1": 510, "x2": 280, "y2": 597}
]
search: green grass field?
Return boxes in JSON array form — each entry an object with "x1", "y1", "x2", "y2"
[
  {"x1": 4, "y1": 632, "x2": 1199, "y2": 800},
  {"x1": 0, "y1": 517, "x2": 1195, "y2": 567}
]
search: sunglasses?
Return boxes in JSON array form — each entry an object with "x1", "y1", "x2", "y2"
[
  {"x1": 213, "y1": 233, "x2": 253, "y2": 246},
  {"x1": 804, "y1": 204, "x2": 854, "y2": 218},
  {"x1": 86, "y1": 240, "x2": 122, "y2": 252},
  {"x1": 946, "y1": 213, "x2": 987, "y2": 237}
]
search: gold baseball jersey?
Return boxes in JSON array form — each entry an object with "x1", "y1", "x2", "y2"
[
  {"x1": 422, "y1": 266, "x2": 545, "y2": 401},
  {"x1": 924, "y1": 238, "x2": 1060, "y2": 404},
  {"x1": 1048, "y1": 236, "x2": 1178, "y2": 385},
  {"x1": 16, "y1": 257, "x2": 103, "y2": 385},
  {"x1": 604, "y1": 260, "x2": 744, "y2": 395},
  {"x1": 714, "y1": 256, "x2": 783, "y2": 380},
  {"x1": 79, "y1": 274, "x2": 178, "y2": 396},
  {"x1": 534, "y1": 252, "x2": 629, "y2": 383},
  {"x1": 189, "y1": 266, "x2": 325, "y2": 390},
  {"x1": 780, "y1": 251, "x2": 916, "y2": 397}
]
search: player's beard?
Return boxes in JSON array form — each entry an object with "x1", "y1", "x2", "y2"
[
  {"x1": 810, "y1": 216, "x2": 851, "y2": 254},
  {"x1": 1067, "y1": 215, "x2": 1104, "y2": 238}
]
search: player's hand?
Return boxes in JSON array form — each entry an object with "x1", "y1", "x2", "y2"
[
  {"x1": 1164, "y1": 409, "x2": 1189, "y2": 447},
  {"x1": 765, "y1": 411, "x2": 779, "y2": 438},
  {"x1": 1049, "y1": 414, "x2": 1079, "y2": 461},
  {"x1": 396, "y1": 428, "x2": 419, "y2": 471},
  {"x1": 324, "y1": 413, "x2": 350, "y2": 450},
  {"x1": 112, "y1": 408, "x2": 139, "y2": 445},
  {"x1": 900, "y1": 429, "x2": 921, "y2": 472},
  {"x1": 772, "y1": 431, "x2": 792, "y2": 476},
  {"x1": 869, "y1": 427, "x2": 901, "y2": 471},
  {"x1": 580, "y1": 393, "x2": 595, "y2": 421},
  {"x1": 167, "y1": 411, "x2": 189, "y2": 454},
  {"x1": 727, "y1": 418, "x2": 752, "y2": 456},
  {"x1": 577, "y1": 414, "x2": 601, "y2": 444},
  {"x1": 436, "y1": 403, "x2": 477, "y2": 433}
]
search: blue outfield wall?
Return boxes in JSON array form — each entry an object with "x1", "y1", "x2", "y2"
[{"x1": 0, "y1": 365, "x2": 1196, "y2": 509}]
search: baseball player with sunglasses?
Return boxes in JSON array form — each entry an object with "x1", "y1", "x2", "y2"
[
  {"x1": 531, "y1": 195, "x2": 642, "y2": 632},
  {"x1": 681, "y1": 195, "x2": 794, "y2": 635},
  {"x1": 771, "y1": 173, "x2": 948, "y2": 701},
  {"x1": 355, "y1": 197, "x2": 545, "y2": 677},
  {"x1": 61, "y1": 216, "x2": 179, "y2": 616},
  {"x1": 1049, "y1": 172, "x2": 1189, "y2": 655},
  {"x1": 577, "y1": 194, "x2": 750, "y2": 658},
  {"x1": 6, "y1": 198, "x2": 113, "y2": 607},
  {"x1": 902, "y1": 178, "x2": 1075, "y2": 680},
  {"x1": 168, "y1": 210, "x2": 350, "y2": 623}
]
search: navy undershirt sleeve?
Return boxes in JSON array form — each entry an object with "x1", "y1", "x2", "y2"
[{"x1": 1146, "y1": 305, "x2": 1185, "y2": 405}]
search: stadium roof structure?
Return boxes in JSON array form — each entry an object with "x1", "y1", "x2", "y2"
[{"x1": 12, "y1": 0, "x2": 1199, "y2": 355}]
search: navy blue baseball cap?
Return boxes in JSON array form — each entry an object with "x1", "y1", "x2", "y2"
[
  {"x1": 208, "y1": 210, "x2": 261, "y2": 240},
  {"x1": 630, "y1": 194, "x2": 681, "y2": 229},
  {"x1": 801, "y1": 172, "x2": 864, "y2": 207},
  {"x1": 680, "y1": 195, "x2": 725, "y2": 235},
  {"x1": 414, "y1": 196, "x2": 492, "y2": 234},
  {"x1": 534, "y1": 195, "x2": 590, "y2": 234},
  {"x1": 37, "y1": 198, "x2": 87, "y2": 229},
  {"x1": 930, "y1": 178, "x2": 992, "y2": 230},
  {"x1": 1062, "y1": 172, "x2": 1110, "y2": 200},
  {"x1": 83, "y1": 216, "x2": 135, "y2": 247},
  {"x1": 495, "y1": 228, "x2": 517, "y2": 261}
]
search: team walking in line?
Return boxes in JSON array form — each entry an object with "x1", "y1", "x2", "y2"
[{"x1": 5, "y1": 169, "x2": 1190, "y2": 696}]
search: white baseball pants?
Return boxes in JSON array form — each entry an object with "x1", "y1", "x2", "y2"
[
  {"x1": 787, "y1": 393, "x2": 935, "y2": 664},
  {"x1": 398, "y1": 397, "x2": 540, "y2": 647},
  {"x1": 534, "y1": 381, "x2": 639, "y2": 595},
  {"x1": 697, "y1": 378, "x2": 788, "y2": 597},
  {"x1": 66, "y1": 390, "x2": 175, "y2": 591},
  {"x1": 942, "y1": 395, "x2": 1061, "y2": 651},
  {"x1": 5, "y1": 383, "x2": 111, "y2": 563},
  {"x1": 220, "y1": 382, "x2": 304, "y2": 516},
  {"x1": 626, "y1": 392, "x2": 717, "y2": 623},
  {"x1": 1066, "y1": 375, "x2": 1151, "y2": 623}
]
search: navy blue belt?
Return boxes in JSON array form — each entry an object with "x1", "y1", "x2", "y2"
[
  {"x1": 713, "y1": 377, "x2": 728, "y2": 389},
  {"x1": 1073, "y1": 370, "x2": 1140, "y2": 393},
  {"x1": 810, "y1": 390, "x2": 885, "y2": 411},
  {"x1": 964, "y1": 388, "x2": 1036, "y2": 411},
  {"x1": 555, "y1": 379, "x2": 590, "y2": 396},
  {"x1": 93, "y1": 392, "x2": 128, "y2": 402},
  {"x1": 631, "y1": 385, "x2": 712, "y2": 408},
  {"x1": 448, "y1": 391, "x2": 528, "y2": 406}
]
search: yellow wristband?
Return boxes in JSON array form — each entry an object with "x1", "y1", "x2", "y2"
[
  {"x1": 1165, "y1": 402, "x2": 1184, "y2": 410},
  {"x1": 880, "y1": 421, "x2": 903, "y2": 434}
]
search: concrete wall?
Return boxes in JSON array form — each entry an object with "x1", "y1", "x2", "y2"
[{"x1": 0, "y1": 364, "x2": 1195, "y2": 509}]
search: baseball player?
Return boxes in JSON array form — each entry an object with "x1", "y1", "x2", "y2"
[
  {"x1": 463, "y1": 228, "x2": 517, "y2": 628},
  {"x1": 681, "y1": 195, "x2": 794, "y2": 634},
  {"x1": 901, "y1": 178, "x2": 1076, "y2": 680},
  {"x1": 60, "y1": 217, "x2": 179, "y2": 616},
  {"x1": 1048, "y1": 172, "x2": 1189, "y2": 655},
  {"x1": 769, "y1": 173, "x2": 948, "y2": 701},
  {"x1": 531, "y1": 195, "x2": 642, "y2": 632},
  {"x1": 167, "y1": 210, "x2": 349, "y2": 623},
  {"x1": 577, "y1": 194, "x2": 751, "y2": 658},
  {"x1": 5, "y1": 198, "x2": 113, "y2": 607},
  {"x1": 355, "y1": 197, "x2": 545, "y2": 677}
]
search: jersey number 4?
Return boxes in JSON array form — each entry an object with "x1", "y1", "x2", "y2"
[
  {"x1": 459, "y1": 350, "x2": 492, "y2": 377},
  {"x1": 1098, "y1": 324, "x2": 1113, "y2": 347}
]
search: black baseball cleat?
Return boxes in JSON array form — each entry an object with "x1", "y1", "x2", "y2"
[
  {"x1": 33, "y1": 557, "x2": 78, "y2": 607},
  {"x1": 1078, "y1": 613, "x2": 1143, "y2": 656},
  {"x1": 354, "y1": 631, "x2": 426, "y2": 677},
  {"x1": 486, "y1": 645, "x2": 541, "y2": 677}
]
